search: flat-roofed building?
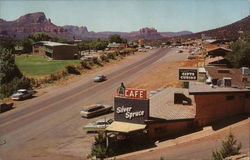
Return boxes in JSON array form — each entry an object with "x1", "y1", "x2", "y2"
[
  {"x1": 33, "y1": 41, "x2": 79, "y2": 60},
  {"x1": 189, "y1": 81, "x2": 250, "y2": 126},
  {"x1": 205, "y1": 66, "x2": 250, "y2": 88}
]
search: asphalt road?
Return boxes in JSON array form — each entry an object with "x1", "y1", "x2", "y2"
[{"x1": 0, "y1": 48, "x2": 171, "y2": 159}]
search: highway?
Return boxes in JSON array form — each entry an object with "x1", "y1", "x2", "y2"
[{"x1": 0, "y1": 48, "x2": 171, "y2": 160}]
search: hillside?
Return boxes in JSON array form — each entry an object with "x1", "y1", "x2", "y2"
[{"x1": 171, "y1": 16, "x2": 250, "y2": 40}]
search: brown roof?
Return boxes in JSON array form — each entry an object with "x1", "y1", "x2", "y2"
[
  {"x1": 206, "y1": 47, "x2": 232, "y2": 57},
  {"x1": 149, "y1": 88, "x2": 195, "y2": 120},
  {"x1": 205, "y1": 66, "x2": 250, "y2": 87}
]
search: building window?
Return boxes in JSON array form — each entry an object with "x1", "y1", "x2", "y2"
[
  {"x1": 245, "y1": 93, "x2": 250, "y2": 99},
  {"x1": 226, "y1": 95, "x2": 235, "y2": 100}
]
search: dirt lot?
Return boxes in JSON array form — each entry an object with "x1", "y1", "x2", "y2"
[{"x1": 126, "y1": 48, "x2": 198, "y2": 90}]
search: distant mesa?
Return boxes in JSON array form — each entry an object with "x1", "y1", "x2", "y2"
[{"x1": 1, "y1": 12, "x2": 248, "y2": 41}]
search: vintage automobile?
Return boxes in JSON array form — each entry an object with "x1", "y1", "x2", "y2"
[
  {"x1": 80, "y1": 104, "x2": 113, "y2": 118},
  {"x1": 93, "y1": 75, "x2": 107, "y2": 82},
  {"x1": 83, "y1": 118, "x2": 113, "y2": 133},
  {"x1": 0, "y1": 103, "x2": 13, "y2": 113},
  {"x1": 11, "y1": 89, "x2": 36, "y2": 100}
]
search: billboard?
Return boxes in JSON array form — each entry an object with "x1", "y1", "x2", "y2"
[
  {"x1": 179, "y1": 69, "x2": 198, "y2": 81},
  {"x1": 114, "y1": 97, "x2": 149, "y2": 124}
]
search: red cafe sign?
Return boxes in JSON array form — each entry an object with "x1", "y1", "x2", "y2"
[{"x1": 117, "y1": 88, "x2": 147, "y2": 99}]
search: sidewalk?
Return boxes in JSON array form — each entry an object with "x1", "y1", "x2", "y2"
[{"x1": 115, "y1": 117, "x2": 250, "y2": 160}]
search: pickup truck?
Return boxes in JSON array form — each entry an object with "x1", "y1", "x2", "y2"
[{"x1": 11, "y1": 89, "x2": 36, "y2": 100}]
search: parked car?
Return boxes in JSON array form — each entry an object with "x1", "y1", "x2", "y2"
[
  {"x1": 187, "y1": 55, "x2": 196, "y2": 60},
  {"x1": 80, "y1": 104, "x2": 113, "y2": 118},
  {"x1": 93, "y1": 75, "x2": 107, "y2": 82},
  {"x1": 83, "y1": 118, "x2": 113, "y2": 133},
  {"x1": 11, "y1": 89, "x2": 36, "y2": 100},
  {"x1": 0, "y1": 103, "x2": 13, "y2": 113}
]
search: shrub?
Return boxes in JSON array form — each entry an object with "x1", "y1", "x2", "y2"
[
  {"x1": 107, "y1": 52, "x2": 116, "y2": 59},
  {"x1": 100, "y1": 54, "x2": 109, "y2": 62},
  {"x1": 80, "y1": 60, "x2": 91, "y2": 69},
  {"x1": 92, "y1": 57, "x2": 102, "y2": 66},
  {"x1": 65, "y1": 65, "x2": 80, "y2": 75}
]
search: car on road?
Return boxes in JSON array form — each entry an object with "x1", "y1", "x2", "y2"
[
  {"x1": 83, "y1": 118, "x2": 113, "y2": 133},
  {"x1": 0, "y1": 103, "x2": 13, "y2": 113},
  {"x1": 176, "y1": 50, "x2": 183, "y2": 53},
  {"x1": 80, "y1": 104, "x2": 113, "y2": 118},
  {"x1": 11, "y1": 89, "x2": 36, "y2": 100},
  {"x1": 93, "y1": 75, "x2": 107, "y2": 82}
]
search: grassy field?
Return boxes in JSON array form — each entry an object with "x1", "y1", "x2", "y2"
[{"x1": 15, "y1": 55, "x2": 80, "y2": 77}]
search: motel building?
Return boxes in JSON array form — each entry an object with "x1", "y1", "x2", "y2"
[
  {"x1": 33, "y1": 41, "x2": 79, "y2": 60},
  {"x1": 105, "y1": 67, "x2": 250, "y2": 142}
]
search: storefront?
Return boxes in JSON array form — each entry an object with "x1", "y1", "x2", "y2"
[{"x1": 106, "y1": 84, "x2": 196, "y2": 140}]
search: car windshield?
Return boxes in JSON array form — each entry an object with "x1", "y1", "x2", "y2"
[{"x1": 17, "y1": 91, "x2": 25, "y2": 94}]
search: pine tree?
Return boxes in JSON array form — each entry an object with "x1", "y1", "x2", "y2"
[
  {"x1": 90, "y1": 131, "x2": 110, "y2": 160},
  {"x1": 212, "y1": 132, "x2": 242, "y2": 160},
  {"x1": 0, "y1": 48, "x2": 31, "y2": 98},
  {"x1": 0, "y1": 48, "x2": 22, "y2": 84}
]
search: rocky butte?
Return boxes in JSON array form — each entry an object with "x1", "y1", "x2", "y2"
[{"x1": 0, "y1": 12, "x2": 73, "y2": 39}]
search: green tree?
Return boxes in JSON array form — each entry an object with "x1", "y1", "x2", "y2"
[
  {"x1": 0, "y1": 37, "x2": 15, "y2": 51},
  {"x1": 90, "y1": 132, "x2": 112, "y2": 160},
  {"x1": 0, "y1": 48, "x2": 22, "y2": 84},
  {"x1": 0, "y1": 48, "x2": 31, "y2": 98},
  {"x1": 226, "y1": 33, "x2": 250, "y2": 68},
  {"x1": 108, "y1": 34, "x2": 127, "y2": 43},
  {"x1": 212, "y1": 132, "x2": 242, "y2": 160},
  {"x1": 28, "y1": 32, "x2": 52, "y2": 42},
  {"x1": 89, "y1": 39, "x2": 108, "y2": 51},
  {"x1": 77, "y1": 41, "x2": 90, "y2": 51},
  {"x1": 20, "y1": 37, "x2": 34, "y2": 53}
]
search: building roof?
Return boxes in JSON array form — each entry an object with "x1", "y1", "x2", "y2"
[
  {"x1": 189, "y1": 81, "x2": 250, "y2": 95},
  {"x1": 106, "y1": 121, "x2": 146, "y2": 133},
  {"x1": 207, "y1": 47, "x2": 232, "y2": 53},
  {"x1": 34, "y1": 41, "x2": 71, "y2": 47},
  {"x1": 206, "y1": 56, "x2": 225, "y2": 64},
  {"x1": 206, "y1": 47, "x2": 232, "y2": 57},
  {"x1": 205, "y1": 66, "x2": 250, "y2": 87},
  {"x1": 149, "y1": 87, "x2": 195, "y2": 120}
]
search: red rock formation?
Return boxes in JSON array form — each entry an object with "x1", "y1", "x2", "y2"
[{"x1": 0, "y1": 12, "x2": 73, "y2": 39}]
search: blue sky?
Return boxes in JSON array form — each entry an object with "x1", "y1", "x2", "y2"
[{"x1": 0, "y1": 0, "x2": 249, "y2": 33}]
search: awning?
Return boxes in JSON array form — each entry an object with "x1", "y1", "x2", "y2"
[{"x1": 106, "y1": 121, "x2": 146, "y2": 133}]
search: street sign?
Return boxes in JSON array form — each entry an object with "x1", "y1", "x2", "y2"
[{"x1": 179, "y1": 69, "x2": 198, "y2": 81}]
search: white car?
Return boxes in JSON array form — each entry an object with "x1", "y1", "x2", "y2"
[
  {"x1": 11, "y1": 89, "x2": 36, "y2": 100},
  {"x1": 93, "y1": 75, "x2": 107, "y2": 82},
  {"x1": 80, "y1": 104, "x2": 113, "y2": 118},
  {"x1": 83, "y1": 118, "x2": 113, "y2": 133}
]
